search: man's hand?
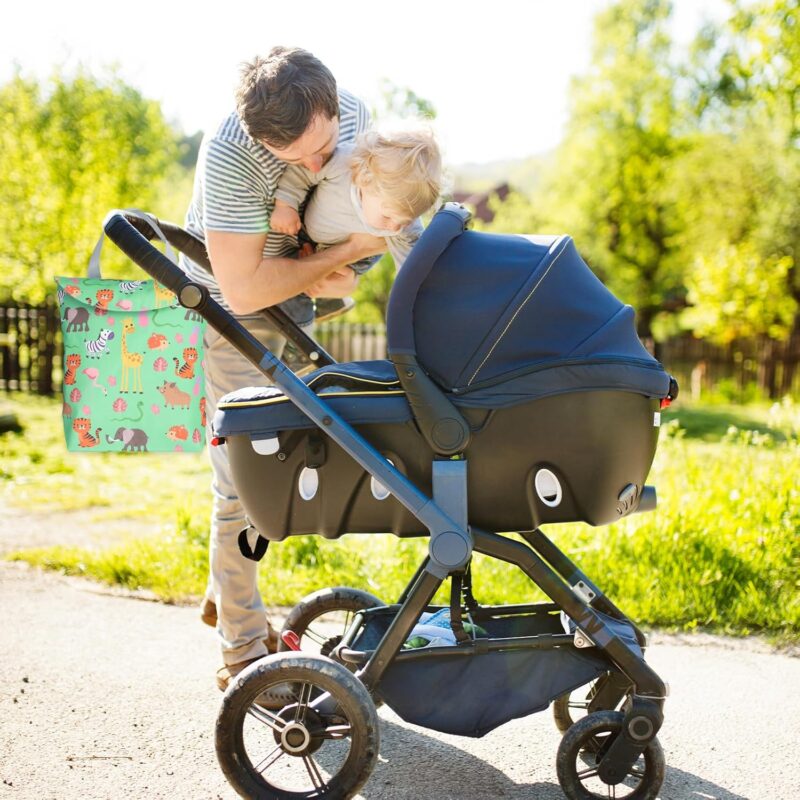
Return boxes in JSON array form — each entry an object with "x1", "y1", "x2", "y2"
[
  {"x1": 306, "y1": 268, "x2": 359, "y2": 298},
  {"x1": 270, "y1": 199, "x2": 302, "y2": 235}
]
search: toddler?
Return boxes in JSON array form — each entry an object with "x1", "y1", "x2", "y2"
[{"x1": 270, "y1": 129, "x2": 442, "y2": 319}]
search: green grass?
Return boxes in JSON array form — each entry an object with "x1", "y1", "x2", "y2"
[{"x1": 2, "y1": 393, "x2": 798, "y2": 641}]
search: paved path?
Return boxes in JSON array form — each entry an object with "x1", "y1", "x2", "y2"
[{"x1": 1, "y1": 560, "x2": 796, "y2": 800}]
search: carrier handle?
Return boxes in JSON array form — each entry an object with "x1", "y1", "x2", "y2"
[
  {"x1": 385, "y1": 203, "x2": 473, "y2": 455},
  {"x1": 386, "y1": 202, "x2": 471, "y2": 357},
  {"x1": 102, "y1": 210, "x2": 336, "y2": 368}
]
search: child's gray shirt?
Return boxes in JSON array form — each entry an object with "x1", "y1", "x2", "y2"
[{"x1": 274, "y1": 142, "x2": 423, "y2": 271}]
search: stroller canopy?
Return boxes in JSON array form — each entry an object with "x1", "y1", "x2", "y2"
[{"x1": 387, "y1": 224, "x2": 670, "y2": 408}]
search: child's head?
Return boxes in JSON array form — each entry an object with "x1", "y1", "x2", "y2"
[{"x1": 350, "y1": 129, "x2": 442, "y2": 232}]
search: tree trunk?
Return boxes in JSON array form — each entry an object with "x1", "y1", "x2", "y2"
[
  {"x1": 757, "y1": 335, "x2": 779, "y2": 399},
  {"x1": 777, "y1": 312, "x2": 800, "y2": 397}
]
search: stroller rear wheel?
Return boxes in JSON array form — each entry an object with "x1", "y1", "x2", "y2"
[
  {"x1": 556, "y1": 710, "x2": 665, "y2": 800},
  {"x1": 279, "y1": 586, "x2": 384, "y2": 664},
  {"x1": 216, "y1": 652, "x2": 379, "y2": 800}
]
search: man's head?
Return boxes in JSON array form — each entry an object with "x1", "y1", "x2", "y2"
[{"x1": 235, "y1": 47, "x2": 339, "y2": 172}]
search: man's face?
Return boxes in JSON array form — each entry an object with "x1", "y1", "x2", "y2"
[{"x1": 265, "y1": 114, "x2": 339, "y2": 173}]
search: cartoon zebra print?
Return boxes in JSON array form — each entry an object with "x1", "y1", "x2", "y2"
[
  {"x1": 118, "y1": 281, "x2": 146, "y2": 294},
  {"x1": 85, "y1": 329, "x2": 115, "y2": 357}
]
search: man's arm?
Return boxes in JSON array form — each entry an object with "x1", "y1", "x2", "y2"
[{"x1": 206, "y1": 229, "x2": 384, "y2": 315}]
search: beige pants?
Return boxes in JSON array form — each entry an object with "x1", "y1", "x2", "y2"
[{"x1": 203, "y1": 316, "x2": 287, "y2": 666}]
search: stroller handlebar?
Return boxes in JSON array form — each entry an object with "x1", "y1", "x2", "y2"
[
  {"x1": 102, "y1": 210, "x2": 336, "y2": 368},
  {"x1": 103, "y1": 210, "x2": 193, "y2": 297}
]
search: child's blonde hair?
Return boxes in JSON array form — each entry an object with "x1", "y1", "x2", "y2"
[{"x1": 350, "y1": 129, "x2": 442, "y2": 221}]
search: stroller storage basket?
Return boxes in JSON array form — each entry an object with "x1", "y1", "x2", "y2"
[{"x1": 342, "y1": 604, "x2": 618, "y2": 738}]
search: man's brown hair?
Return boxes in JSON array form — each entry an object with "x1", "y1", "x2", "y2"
[{"x1": 235, "y1": 47, "x2": 339, "y2": 148}]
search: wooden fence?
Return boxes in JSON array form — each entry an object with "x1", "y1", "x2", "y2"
[
  {"x1": 0, "y1": 301, "x2": 61, "y2": 395},
  {"x1": 659, "y1": 332, "x2": 800, "y2": 401},
  {"x1": 1, "y1": 300, "x2": 798, "y2": 400}
]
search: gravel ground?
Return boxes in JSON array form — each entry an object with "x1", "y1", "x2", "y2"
[{"x1": 1, "y1": 559, "x2": 797, "y2": 800}]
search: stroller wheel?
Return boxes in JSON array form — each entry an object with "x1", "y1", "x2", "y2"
[
  {"x1": 280, "y1": 586, "x2": 384, "y2": 665},
  {"x1": 556, "y1": 710, "x2": 665, "y2": 800},
  {"x1": 216, "y1": 652, "x2": 379, "y2": 800}
]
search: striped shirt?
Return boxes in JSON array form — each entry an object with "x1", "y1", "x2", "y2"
[{"x1": 181, "y1": 88, "x2": 370, "y2": 314}]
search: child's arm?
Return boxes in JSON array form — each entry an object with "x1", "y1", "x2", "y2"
[{"x1": 270, "y1": 164, "x2": 321, "y2": 235}]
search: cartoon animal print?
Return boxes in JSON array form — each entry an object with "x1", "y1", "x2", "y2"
[
  {"x1": 72, "y1": 417, "x2": 101, "y2": 448},
  {"x1": 199, "y1": 396, "x2": 207, "y2": 427},
  {"x1": 147, "y1": 333, "x2": 168, "y2": 350},
  {"x1": 116, "y1": 400, "x2": 145, "y2": 423},
  {"x1": 106, "y1": 427, "x2": 149, "y2": 452},
  {"x1": 154, "y1": 282, "x2": 176, "y2": 308},
  {"x1": 64, "y1": 284, "x2": 81, "y2": 298},
  {"x1": 156, "y1": 381, "x2": 191, "y2": 409},
  {"x1": 64, "y1": 353, "x2": 82, "y2": 385},
  {"x1": 84, "y1": 329, "x2": 115, "y2": 358},
  {"x1": 167, "y1": 425, "x2": 188, "y2": 441},
  {"x1": 173, "y1": 347, "x2": 198, "y2": 379},
  {"x1": 120, "y1": 319, "x2": 144, "y2": 394},
  {"x1": 63, "y1": 306, "x2": 90, "y2": 333},
  {"x1": 118, "y1": 281, "x2": 146, "y2": 294},
  {"x1": 88, "y1": 288, "x2": 114, "y2": 316}
]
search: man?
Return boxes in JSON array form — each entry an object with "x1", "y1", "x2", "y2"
[{"x1": 182, "y1": 46, "x2": 386, "y2": 691}]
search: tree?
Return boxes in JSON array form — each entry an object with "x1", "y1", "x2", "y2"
[
  {"x1": 0, "y1": 69, "x2": 180, "y2": 303},
  {"x1": 683, "y1": 0, "x2": 800, "y2": 394}
]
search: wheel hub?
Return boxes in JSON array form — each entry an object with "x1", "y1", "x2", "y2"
[
  {"x1": 273, "y1": 704, "x2": 325, "y2": 756},
  {"x1": 281, "y1": 722, "x2": 311, "y2": 754}
]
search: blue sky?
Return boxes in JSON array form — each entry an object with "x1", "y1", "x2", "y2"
[{"x1": 2, "y1": 0, "x2": 729, "y2": 164}]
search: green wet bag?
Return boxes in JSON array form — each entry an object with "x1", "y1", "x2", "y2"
[{"x1": 56, "y1": 211, "x2": 207, "y2": 453}]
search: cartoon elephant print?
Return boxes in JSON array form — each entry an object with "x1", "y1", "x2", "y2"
[
  {"x1": 106, "y1": 427, "x2": 149, "y2": 452},
  {"x1": 64, "y1": 306, "x2": 90, "y2": 332}
]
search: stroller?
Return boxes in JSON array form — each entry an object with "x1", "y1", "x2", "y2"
[{"x1": 105, "y1": 204, "x2": 677, "y2": 800}]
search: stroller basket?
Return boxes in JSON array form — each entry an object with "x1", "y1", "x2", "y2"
[{"x1": 339, "y1": 603, "x2": 635, "y2": 738}]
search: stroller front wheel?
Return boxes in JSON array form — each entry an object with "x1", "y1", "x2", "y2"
[
  {"x1": 556, "y1": 710, "x2": 665, "y2": 800},
  {"x1": 216, "y1": 652, "x2": 379, "y2": 800}
]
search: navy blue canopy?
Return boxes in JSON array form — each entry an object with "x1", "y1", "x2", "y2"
[{"x1": 387, "y1": 222, "x2": 670, "y2": 409}]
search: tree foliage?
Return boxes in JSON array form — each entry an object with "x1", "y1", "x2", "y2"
[
  {"x1": 680, "y1": 0, "x2": 800, "y2": 356},
  {"x1": 476, "y1": 0, "x2": 798, "y2": 387},
  {"x1": 0, "y1": 69, "x2": 180, "y2": 303}
]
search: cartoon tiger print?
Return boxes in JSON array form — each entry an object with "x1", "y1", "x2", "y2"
[
  {"x1": 89, "y1": 288, "x2": 114, "y2": 316},
  {"x1": 72, "y1": 418, "x2": 101, "y2": 448},
  {"x1": 173, "y1": 347, "x2": 199, "y2": 379},
  {"x1": 64, "y1": 353, "x2": 82, "y2": 385}
]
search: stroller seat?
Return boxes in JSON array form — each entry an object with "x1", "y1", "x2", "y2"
[{"x1": 214, "y1": 216, "x2": 672, "y2": 542}]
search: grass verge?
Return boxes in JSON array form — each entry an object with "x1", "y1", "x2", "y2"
[{"x1": 2, "y1": 394, "x2": 799, "y2": 641}]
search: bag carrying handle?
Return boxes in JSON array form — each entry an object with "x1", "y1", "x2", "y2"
[{"x1": 88, "y1": 209, "x2": 177, "y2": 278}]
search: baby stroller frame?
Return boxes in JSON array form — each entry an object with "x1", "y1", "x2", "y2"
[{"x1": 104, "y1": 206, "x2": 672, "y2": 799}]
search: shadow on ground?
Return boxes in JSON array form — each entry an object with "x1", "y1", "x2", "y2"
[{"x1": 359, "y1": 719, "x2": 746, "y2": 800}]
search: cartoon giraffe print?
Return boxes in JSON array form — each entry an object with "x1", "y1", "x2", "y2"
[
  {"x1": 120, "y1": 319, "x2": 144, "y2": 394},
  {"x1": 154, "y1": 282, "x2": 176, "y2": 308}
]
